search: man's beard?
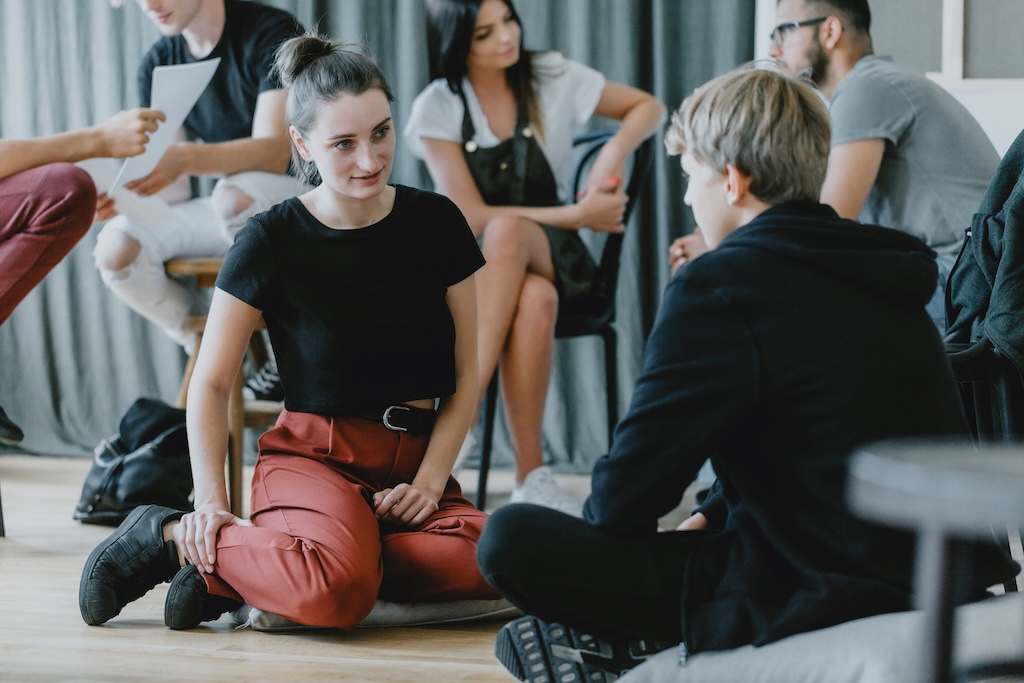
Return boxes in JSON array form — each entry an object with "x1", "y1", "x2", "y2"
[{"x1": 802, "y1": 39, "x2": 829, "y2": 86}]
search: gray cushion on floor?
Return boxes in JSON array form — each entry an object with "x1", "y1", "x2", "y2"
[
  {"x1": 620, "y1": 593, "x2": 1024, "y2": 683},
  {"x1": 240, "y1": 597, "x2": 520, "y2": 631}
]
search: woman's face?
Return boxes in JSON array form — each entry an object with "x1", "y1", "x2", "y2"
[
  {"x1": 291, "y1": 89, "x2": 395, "y2": 201},
  {"x1": 467, "y1": 0, "x2": 521, "y2": 72}
]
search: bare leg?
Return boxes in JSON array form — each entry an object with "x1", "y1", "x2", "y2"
[
  {"x1": 475, "y1": 216, "x2": 555, "y2": 405},
  {"x1": 500, "y1": 274, "x2": 558, "y2": 482}
]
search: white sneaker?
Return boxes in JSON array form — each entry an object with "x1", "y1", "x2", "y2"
[
  {"x1": 451, "y1": 431, "x2": 477, "y2": 477},
  {"x1": 509, "y1": 466, "x2": 583, "y2": 517}
]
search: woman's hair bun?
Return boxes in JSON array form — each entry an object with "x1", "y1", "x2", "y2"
[{"x1": 273, "y1": 33, "x2": 340, "y2": 88}]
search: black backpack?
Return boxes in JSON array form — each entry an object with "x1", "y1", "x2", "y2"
[{"x1": 74, "y1": 398, "x2": 193, "y2": 525}]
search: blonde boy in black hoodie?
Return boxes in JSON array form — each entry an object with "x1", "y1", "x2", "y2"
[{"x1": 478, "y1": 65, "x2": 1017, "y2": 683}]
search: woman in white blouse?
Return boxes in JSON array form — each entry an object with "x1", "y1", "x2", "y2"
[{"x1": 405, "y1": 0, "x2": 665, "y2": 514}]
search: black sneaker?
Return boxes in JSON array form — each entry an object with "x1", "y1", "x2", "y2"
[
  {"x1": 165, "y1": 564, "x2": 243, "y2": 630},
  {"x1": 79, "y1": 504, "x2": 184, "y2": 625},
  {"x1": 243, "y1": 360, "x2": 284, "y2": 402},
  {"x1": 495, "y1": 615, "x2": 668, "y2": 683},
  {"x1": 0, "y1": 406, "x2": 24, "y2": 445}
]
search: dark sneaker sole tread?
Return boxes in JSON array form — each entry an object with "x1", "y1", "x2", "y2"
[{"x1": 496, "y1": 615, "x2": 670, "y2": 683}]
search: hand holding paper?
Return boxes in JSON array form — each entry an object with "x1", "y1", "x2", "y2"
[
  {"x1": 108, "y1": 58, "x2": 221, "y2": 193},
  {"x1": 77, "y1": 157, "x2": 182, "y2": 224}
]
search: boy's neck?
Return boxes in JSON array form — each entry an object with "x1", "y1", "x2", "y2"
[{"x1": 182, "y1": 0, "x2": 227, "y2": 60}]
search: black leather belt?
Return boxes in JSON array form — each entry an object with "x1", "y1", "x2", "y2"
[{"x1": 356, "y1": 404, "x2": 435, "y2": 435}]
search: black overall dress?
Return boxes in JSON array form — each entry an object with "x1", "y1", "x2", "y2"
[{"x1": 459, "y1": 92, "x2": 600, "y2": 317}]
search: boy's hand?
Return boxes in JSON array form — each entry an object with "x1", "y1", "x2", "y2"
[
  {"x1": 668, "y1": 227, "x2": 710, "y2": 275},
  {"x1": 675, "y1": 512, "x2": 708, "y2": 531},
  {"x1": 124, "y1": 142, "x2": 187, "y2": 196},
  {"x1": 93, "y1": 193, "x2": 118, "y2": 222}
]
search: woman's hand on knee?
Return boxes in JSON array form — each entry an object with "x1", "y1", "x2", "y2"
[
  {"x1": 175, "y1": 508, "x2": 252, "y2": 574},
  {"x1": 373, "y1": 483, "x2": 440, "y2": 528}
]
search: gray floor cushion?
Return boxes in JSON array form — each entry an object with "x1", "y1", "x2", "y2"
[
  {"x1": 237, "y1": 597, "x2": 521, "y2": 631},
  {"x1": 620, "y1": 594, "x2": 1024, "y2": 683}
]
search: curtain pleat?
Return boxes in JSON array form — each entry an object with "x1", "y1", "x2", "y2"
[{"x1": 0, "y1": 0, "x2": 753, "y2": 469}]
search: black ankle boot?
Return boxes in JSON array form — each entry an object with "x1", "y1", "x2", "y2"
[
  {"x1": 165, "y1": 564, "x2": 243, "y2": 630},
  {"x1": 79, "y1": 504, "x2": 185, "y2": 625}
]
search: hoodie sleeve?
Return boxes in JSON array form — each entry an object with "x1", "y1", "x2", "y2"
[{"x1": 583, "y1": 273, "x2": 759, "y2": 535}]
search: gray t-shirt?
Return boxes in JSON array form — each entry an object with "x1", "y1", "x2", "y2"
[{"x1": 830, "y1": 55, "x2": 998, "y2": 256}]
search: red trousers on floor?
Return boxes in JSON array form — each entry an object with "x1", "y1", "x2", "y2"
[
  {"x1": 204, "y1": 410, "x2": 500, "y2": 628},
  {"x1": 0, "y1": 163, "x2": 96, "y2": 324}
]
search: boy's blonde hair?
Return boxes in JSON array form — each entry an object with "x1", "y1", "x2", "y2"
[{"x1": 665, "y1": 63, "x2": 831, "y2": 205}]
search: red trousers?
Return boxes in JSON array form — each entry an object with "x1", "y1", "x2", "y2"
[
  {"x1": 204, "y1": 410, "x2": 500, "y2": 628},
  {"x1": 0, "y1": 163, "x2": 96, "y2": 324}
]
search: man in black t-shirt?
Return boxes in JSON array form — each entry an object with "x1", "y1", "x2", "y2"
[{"x1": 93, "y1": 0, "x2": 305, "y2": 350}]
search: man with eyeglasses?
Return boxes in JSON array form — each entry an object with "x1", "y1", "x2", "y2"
[{"x1": 768, "y1": 0, "x2": 998, "y2": 331}]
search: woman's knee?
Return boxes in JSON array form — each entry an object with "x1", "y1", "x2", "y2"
[
  {"x1": 297, "y1": 586, "x2": 378, "y2": 629},
  {"x1": 481, "y1": 216, "x2": 532, "y2": 263},
  {"x1": 516, "y1": 275, "x2": 559, "y2": 329},
  {"x1": 281, "y1": 558, "x2": 380, "y2": 628}
]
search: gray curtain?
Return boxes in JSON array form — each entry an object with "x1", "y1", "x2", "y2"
[{"x1": 0, "y1": 0, "x2": 753, "y2": 470}]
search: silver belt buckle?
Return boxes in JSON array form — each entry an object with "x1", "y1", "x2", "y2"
[{"x1": 382, "y1": 405, "x2": 410, "y2": 432}]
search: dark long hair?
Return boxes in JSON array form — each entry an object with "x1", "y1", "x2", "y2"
[
  {"x1": 425, "y1": 0, "x2": 547, "y2": 139},
  {"x1": 273, "y1": 33, "x2": 395, "y2": 185}
]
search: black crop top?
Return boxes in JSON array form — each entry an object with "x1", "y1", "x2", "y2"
[{"x1": 216, "y1": 185, "x2": 484, "y2": 414}]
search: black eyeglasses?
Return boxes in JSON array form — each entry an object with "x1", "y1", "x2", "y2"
[{"x1": 769, "y1": 16, "x2": 827, "y2": 47}]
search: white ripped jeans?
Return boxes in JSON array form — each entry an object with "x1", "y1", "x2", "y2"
[{"x1": 94, "y1": 171, "x2": 305, "y2": 347}]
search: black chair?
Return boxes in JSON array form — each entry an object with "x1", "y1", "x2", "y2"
[
  {"x1": 947, "y1": 338, "x2": 1024, "y2": 443},
  {"x1": 474, "y1": 130, "x2": 654, "y2": 510}
]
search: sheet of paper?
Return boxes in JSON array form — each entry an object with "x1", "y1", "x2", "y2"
[
  {"x1": 77, "y1": 157, "x2": 181, "y2": 224},
  {"x1": 108, "y1": 58, "x2": 221, "y2": 193}
]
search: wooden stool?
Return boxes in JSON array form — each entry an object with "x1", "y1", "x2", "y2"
[{"x1": 165, "y1": 257, "x2": 282, "y2": 517}]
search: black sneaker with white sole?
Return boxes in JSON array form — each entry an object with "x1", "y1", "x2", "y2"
[
  {"x1": 495, "y1": 615, "x2": 669, "y2": 683},
  {"x1": 243, "y1": 360, "x2": 284, "y2": 402}
]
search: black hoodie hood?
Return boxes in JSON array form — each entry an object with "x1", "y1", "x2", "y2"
[{"x1": 717, "y1": 201, "x2": 938, "y2": 310}]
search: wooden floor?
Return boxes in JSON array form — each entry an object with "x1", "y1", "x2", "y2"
[{"x1": 0, "y1": 455, "x2": 599, "y2": 683}]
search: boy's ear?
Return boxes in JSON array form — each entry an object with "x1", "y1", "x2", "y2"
[{"x1": 724, "y1": 164, "x2": 752, "y2": 206}]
